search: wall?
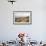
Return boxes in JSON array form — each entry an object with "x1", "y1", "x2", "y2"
[{"x1": 0, "y1": 0, "x2": 46, "y2": 41}]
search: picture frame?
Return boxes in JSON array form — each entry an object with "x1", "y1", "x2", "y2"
[{"x1": 13, "y1": 11, "x2": 32, "y2": 25}]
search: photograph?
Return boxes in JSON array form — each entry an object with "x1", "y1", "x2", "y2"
[{"x1": 13, "y1": 11, "x2": 32, "y2": 25}]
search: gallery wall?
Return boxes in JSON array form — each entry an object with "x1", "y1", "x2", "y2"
[{"x1": 0, "y1": 0, "x2": 46, "y2": 41}]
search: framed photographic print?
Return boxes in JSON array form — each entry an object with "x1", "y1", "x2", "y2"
[{"x1": 13, "y1": 11, "x2": 32, "y2": 25}]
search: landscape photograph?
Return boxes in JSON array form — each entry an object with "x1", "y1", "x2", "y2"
[{"x1": 13, "y1": 11, "x2": 32, "y2": 25}]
